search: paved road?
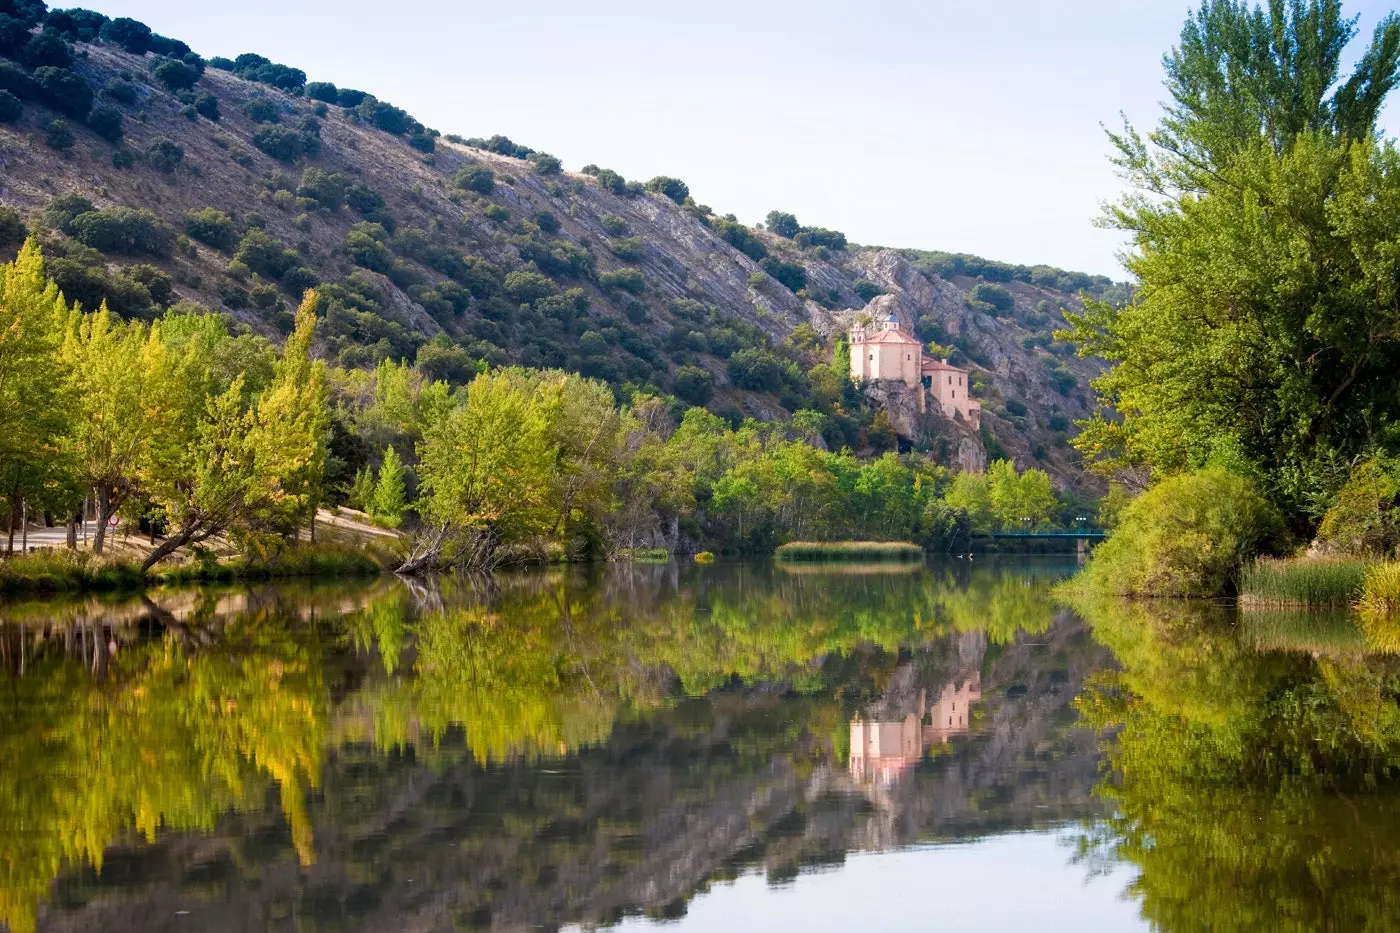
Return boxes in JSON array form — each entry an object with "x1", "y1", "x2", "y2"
[{"x1": 10, "y1": 521, "x2": 104, "y2": 550}]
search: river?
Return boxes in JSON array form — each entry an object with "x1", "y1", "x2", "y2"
[{"x1": 1, "y1": 558, "x2": 1397, "y2": 932}]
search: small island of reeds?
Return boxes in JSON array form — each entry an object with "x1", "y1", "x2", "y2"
[{"x1": 774, "y1": 542, "x2": 923, "y2": 563}]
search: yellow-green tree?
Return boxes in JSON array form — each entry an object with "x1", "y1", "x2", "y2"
[{"x1": 0, "y1": 240, "x2": 75, "y2": 546}]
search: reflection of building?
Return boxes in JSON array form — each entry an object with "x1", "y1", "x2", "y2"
[
  {"x1": 849, "y1": 314, "x2": 981, "y2": 427},
  {"x1": 848, "y1": 676, "x2": 982, "y2": 785}
]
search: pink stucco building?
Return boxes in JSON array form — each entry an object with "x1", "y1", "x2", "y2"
[{"x1": 849, "y1": 314, "x2": 981, "y2": 428}]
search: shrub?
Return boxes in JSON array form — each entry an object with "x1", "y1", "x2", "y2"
[
  {"x1": 608, "y1": 236, "x2": 644, "y2": 261},
  {"x1": 1063, "y1": 468, "x2": 1289, "y2": 598},
  {"x1": 968, "y1": 282, "x2": 1014, "y2": 314},
  {"x1": 503, "y1": 269, "x2": 556, "y2": 304},
  {"x1": 194, "y1": 93, "x2": 219, "y2": 120},
  {"x1": 235, "y1": 228, "x2": 300, "y2": 279},
  {"x1": 356, "y1": 98, "x2": 411, "y2": 134},
  {"x1": 24, "y1": 28, "x2": 73, "y2": 69},
  {"x1": 305, "y1": 81, "x2": 338, "y2": 103},
  {"x1": 343, "y1": 224, "x2": 392, "y2": 273},
  {"x1": 534, "y1": 211, "x2": 560, "y2": 233},
  {"x1": 794, "y1": 227, "x2": 846, "y2": 250},
  {"x1": 46, "y1": 194, "x2": 94, "y2": 233},
  {"x1": 483, "y1": 204, "x2": 509, "y2": 223},
  {"x1": 0, "y1": 89, "x2": 19, "y2": 123},
  {"x1": 765, "y1": 211, "x2": 799, "y2": 238},
  {"x1": 759, "y1": 257, "x2": 806, "y2": 292},
  {"x1": 244, "y1": 97, "x2": 281, "y2": 123},
  {"x1": 853, "y1": 278, "x2": 883, "y2": 302},
  {"x1": 646, "y1": 176, "x2": 689, "y2": 203},
  {"x1": 408, "y1": 131, "x2": 434, "y2": 153},
  {"x1": 455, "y1": 166, "x2": 494, "y2": 193},
  {"x1": 344, "y1": 184, "x2": 385, "y2": 214},
  {"x1": 673, "y1": 365, "x2": 715, "y2": 405},
  {"x1": 252, "y1": 125, "x2": 306, "y2": 162},
  {"x1": 296, "y1": 167, "x2": 349, "y2": 210},
  {"x1": 713, "y1": 217, "x2": 767, "y2": 261},
  {"x1": 148, "y1": 138, "x2": 184, "y2": 172},
  {"x1": 336, "y1": 87, "x2": 369, "y2": 107},
  {"x1": 599, "y1": 213, "x2": 629, "y2": 236},
  {"x1": 44, "y1": 9, "x2": 108, "y2": 42},
  {"x1": 1317, "y1": 457, "x2": 1400, "y2": 556},
  {"x1": 184, "y1": 207, "x2": 237, "y2": 250},
  {"x1": 530, "y1": 152, "x2": 561, "y2": 175},
  {"x1": 86, "y1": 103, "x2": 123, "y2": 142},
  {"x1": 44, "y1": 118, "x2": 74, "y2": 152},
  {"x1": 1004, "y1": 398, "x2": 1027, "y2": 417},
  {"x1": 100, "y1": 16, "x2": 152, "y2": 53},
  {"x1": 0, "y1": 14, "x2": 29, "y2": 56},
  {"x1": 70, "y1": 208, "x2": 175, "y2": 256},
  {"x1": 100, "y1": 78, "x2": 137, "y2": 106},
  {"x1": 151, "y1": 56, "x2": 199, "y2": 92},
  {"x1": 599, "y1": 267, "x2": 644, "y2": 294},
  {"x1": 34, "y1": 66, "x2": 92, "y2": 119},
  {"x1": 0, "y1": 60, "x2": 37, "y2": 101},
  {"x1": 595, "y1": 168, "x2": 626, "y2": 194},
  {"x1": 0, "y1": 205, "x2": 26, "y2": 249},
  {"x1": 727, "y1": 347, "x2": 784, "y2": 391}
]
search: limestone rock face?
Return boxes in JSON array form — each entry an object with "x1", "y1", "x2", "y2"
[{"x1": 861, "y1": 380, "x2": 987, "y2": 472}]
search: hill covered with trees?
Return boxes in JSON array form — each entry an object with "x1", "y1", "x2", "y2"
[{"x1": 0, "y1": 0, "x2": 1115, "y2": 494}]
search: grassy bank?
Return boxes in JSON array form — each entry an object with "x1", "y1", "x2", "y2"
[
  {"x1": 1238, "y1": 557, "x2": 1369, "y2": 607},
  {"x1": 0, "y1": 544, "x2": 386, "y2": 596},
  {"x1": 774, "y1": 541, "x2": 923, "y2": 562}
]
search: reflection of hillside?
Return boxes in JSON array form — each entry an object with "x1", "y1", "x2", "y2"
[{"x1": 0, "y1": 562, "x2": 1101, "y2": 933}]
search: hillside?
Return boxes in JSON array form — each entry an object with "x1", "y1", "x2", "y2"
[{"x1": 0, "y1": 5, "x2": 1120, "y2": 492}]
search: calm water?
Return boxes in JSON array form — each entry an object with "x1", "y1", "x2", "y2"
[{"x1": 2, "y1": 559, "x2": 1399, "y2": 932}]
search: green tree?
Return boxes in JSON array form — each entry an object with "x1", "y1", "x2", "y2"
[
  {"x1": 369, "y1": 445, "x2": 407, "y2": 527},
  {"x1": 1065, "y1": 1, "x2": 1400, "y2": 523}
]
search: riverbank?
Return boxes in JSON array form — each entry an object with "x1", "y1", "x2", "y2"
[{"x1": 0, "y1": 543, "x2": 387, "y2": 596}]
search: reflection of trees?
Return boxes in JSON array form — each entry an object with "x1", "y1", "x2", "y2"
[
  {"x1": 1073, "y1": 598, "x2": 1400, "y2": 931},
  {"x1": 0, "y1": 564, "x2": 1072, "y2": 932},
  {"x1": 0, "y1": 605, "x2": 329, "y2": 933}
]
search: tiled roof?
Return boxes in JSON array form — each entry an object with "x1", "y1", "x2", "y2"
[
  {"x1": 920, "y1": 357, "x2": 964, "y2": 373},
  {"x1": 859, "y1": 329, "x2": 922, "y2": 346}
]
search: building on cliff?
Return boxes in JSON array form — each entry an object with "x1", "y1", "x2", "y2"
[{"x1": 850, "y1": 314, "x2": 980, "y2": 428}]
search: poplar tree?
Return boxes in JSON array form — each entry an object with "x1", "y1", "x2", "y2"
[{"x1": 369, "y1": 445, "x2": 406, "y2": 528}]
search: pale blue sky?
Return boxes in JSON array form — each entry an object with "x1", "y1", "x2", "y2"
[{"x1": 82, "y1": 1, "x2": 1400, "y2": 278}]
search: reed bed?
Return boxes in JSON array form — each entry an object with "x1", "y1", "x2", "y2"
[
  {"x1": 774, "y1": 541, "x2": 923, "y2": 563},
  {"x1": 1237, "y1": 557, "x2": 1368, "y2": 607},
  {"x1": 157, "y1": 544, "x2": 383, "y2": 584},
  {"x1": 693, "y1": 551, "x2": 716, "y2": 564},
  {"x1": 1358, "y1": 561, "x2": 1400, "y2": 616}
]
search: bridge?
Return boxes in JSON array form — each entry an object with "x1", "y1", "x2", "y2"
[{"x1": 986, "y1": 531, "x2": 1106, "y2": 540}]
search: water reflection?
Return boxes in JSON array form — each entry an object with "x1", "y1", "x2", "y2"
[
  {"x1": 1073, "y1": 597, "x2": 1400, "y2": 932},
  {"x1": 849, "y1": 677, "x2": 981, "y2": 786},
  {"x1": 7, "y1": 562, "x2": 1400, "y2": 931}
]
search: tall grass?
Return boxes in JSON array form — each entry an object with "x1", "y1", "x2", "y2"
[
  {"x1": 1358, "y1": 561, "x2": 1400, "y2": 616},
  {"x1": 774, "y1": 541, "x2": 923, "y2": 562},
  {"x1": 1238, "y1": 557, "x2": 1368, "y2": 607},
  {"x1": 0, "y1": 551, "x2": 146, "y2": 595},
  {"x1": 0, "y1": 543, "x2": 383, "y2": 595}
]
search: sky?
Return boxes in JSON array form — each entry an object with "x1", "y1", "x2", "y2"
[
  {"x1": 598, "y1": 830, "x2": 1147, "y2": 932},
  {"x1": 80, "y1": 0, "x2": 1400, "y2": 279}
]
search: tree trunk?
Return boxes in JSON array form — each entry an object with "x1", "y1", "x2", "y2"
[
  {"x1": 5, "y1": 499, "x2": 15, "y2": 555},
  {"x1": 20, "y1": 499, "x2": 26, "y2": 554},
  {"x1": 395, "y1": 522, "x2": 450, "y2": 576},
  {"x1": 141, "y1": 526, "x2": 198, "y2": 572},
  {"x1": 92, "y1": 487, "x2": 113, "y2": 555},
  {"x1": 66, "y1": 514, "x2": 77, "y2": 550}
]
